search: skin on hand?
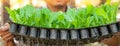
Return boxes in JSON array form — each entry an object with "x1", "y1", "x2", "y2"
[
  {"x1": 0, "y1": 23, "x2": 16, "y2": 46},
  {"x1": 102, "y1": 32, "x2": 120, "y2": 46}
]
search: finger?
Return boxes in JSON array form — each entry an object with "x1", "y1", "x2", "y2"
[
  {"x1": 4, "y1": 23, "x2": 10, "y2": 26},
  {"x1": 0, "y1": 23, "x2": 10, "y2": 31},
  {"x1": 0, "y1": 31, "x2": 9, "y2": 37},
  {"x1": 2, "y1": 33, "x2": 13, "y2": 41},
  {"x1": 0, "y1": 30, "x2": 5, "y2": 33},
  {"x1": 4, "y1": 23, "x2": 10, "y2": 29},
  {"x1": 6, "y1": 35, "x2": 14, "y2": 41},
  {"x1": 3, "y1": 25, "x2": 9, "y2": 31},
  {"x1": 0, "y1": 26, "x2": 6, "y2": 31},
  {"x1": 0, "y1": 26, "x2": 9, "y2": 31}
]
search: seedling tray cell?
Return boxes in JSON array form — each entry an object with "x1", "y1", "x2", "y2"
[{"x1": 9, "y1": 22, "x2": 120, "y2": 45}]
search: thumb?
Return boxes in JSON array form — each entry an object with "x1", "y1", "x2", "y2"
[
  {"x1": 0, "y1": 23, "x2": 10, "y2": 31},
  {"x1": 4, "y1": 23, "x2": 10, "y2": 27}
]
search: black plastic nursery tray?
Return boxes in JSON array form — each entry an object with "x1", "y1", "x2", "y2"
[{"x1": 9, "y1": 22, "x2": 120, "y2": 45}]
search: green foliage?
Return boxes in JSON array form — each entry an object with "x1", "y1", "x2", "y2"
[{"x1": 6, "y1": 2, "x2": 119, "y2": 29}]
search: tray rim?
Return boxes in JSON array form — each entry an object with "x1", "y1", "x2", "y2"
[{"x1": 8, "y1": 21, "x2": 120, "y2": 30}]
